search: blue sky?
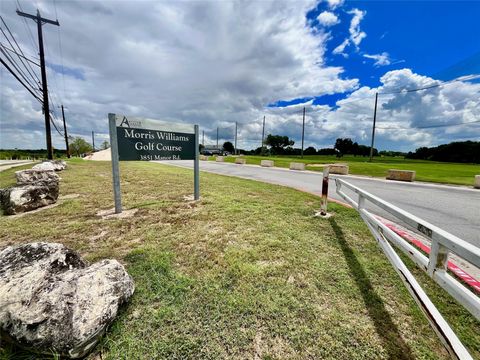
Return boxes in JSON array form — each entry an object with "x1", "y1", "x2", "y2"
[
  {"x1": 1, "y1": 0, "x2": 479, "y2": 152},
  {"x1": 271, "y1": 0, "x2": 480, "y2": 108}
]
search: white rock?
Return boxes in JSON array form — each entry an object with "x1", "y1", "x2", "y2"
[
  {"x1": 15, "y1": 169, "x2": 60, "y2": 186},
  {"x1": 0, "y1": 184, "x2": 59, "y2": 215},
  {"x1": 32, "y1": 160, "x2": 67, "y2": 172},
  {"x1": 0, "y1": 242, "x2": 135, "y2": 358}
]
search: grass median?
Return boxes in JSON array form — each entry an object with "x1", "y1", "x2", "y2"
[
  {"x1": 213, "y1": 155, "x2": 480, "y2": 186},
  {"x1": 0, "y1": 159, "x2": 478, "y2": 359}
]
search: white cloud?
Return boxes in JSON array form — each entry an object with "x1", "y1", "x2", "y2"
[
  {"x1": 333, "y1": 39, "x2": 350, "y2": 57},
  {"x1": 363, "y1": 52, "x2": 391, "y2": 66},
  {"x1": 348, "y1": 8, "x2": 367, "y2": 47},
  {"x1": 326, "y1": 0, "x2": 344, "y2": 9},
  {"x1": 317, "y1": 11, "x2": 340, "y2": 27},
  {"x1": 257, "y1": 69, "x2": 480, "y2": 151},
  {"x1": 0, "y1": 0, "x2": 358, "y2": 149},
  {"x1": 332, "y1": 8, "x2": 367, "y2": 56}
]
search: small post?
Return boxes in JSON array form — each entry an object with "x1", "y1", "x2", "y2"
[
  {"x1": 108, "y1": 113, "x2": 122, "y2": 213},
  {"x1": 194, "y1": 125, "x2": 200, "y2": 200},
  {"x1": 320, "y1": 165, "x2": 330, "y2": 216}
]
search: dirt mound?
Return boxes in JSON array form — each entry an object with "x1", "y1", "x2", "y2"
[{"x1": 84, "y1": 148, "x2": 111, "y2": 161}]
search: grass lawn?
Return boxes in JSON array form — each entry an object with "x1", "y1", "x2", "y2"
[
  {"x1": 0, "y1": 159, "x2": 479, "y2": 359},
  {"x1": 214, "y1": 155, "x2": 480, "y2": 186}
]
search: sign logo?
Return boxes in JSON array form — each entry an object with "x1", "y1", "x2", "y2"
[{"x1": 119, "y1": 116, "x2": 130, "y2": 128}]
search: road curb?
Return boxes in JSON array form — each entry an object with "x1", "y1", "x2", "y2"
[{"x1": 378, "y1": 218, "x2": 480, "y2": 294}]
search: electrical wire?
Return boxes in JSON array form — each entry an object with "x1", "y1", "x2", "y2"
[
  {"x1": 378, "y1": 74, "x2": 480, "y2": 95},
  {"x1": 0, "y1": 15, "x2": 41, "y2": 86},
  {"x1": 0, "y1": 46, "x2": 40, "y2": 94},
  {"x1": 376, "y1": 120, "x2": 480, "y2": 130},
  {"x1": 16, "y1": 0, "x2": 38, "y2": 53},
  {"x1": 49, "y1": 114, "x2": 64, "y2": 137},
  {"x1": 0, "y1": 57, "x2": 42, "y2": 103},
  {"x1": 0, "y1": 43, "x2": 39, "y2": 66}
]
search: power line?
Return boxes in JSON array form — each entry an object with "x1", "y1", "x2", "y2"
[
  {"x1": 0, "y1": 46, "x2": 40, "y2": 94},
  {"x1": 0, "y1": 56, "x2": 42, "y2": 102},
  {"x1": 16, "y1": 0, "x2": 37, "y2": 52},
  {"x1": 0, "y1": 15, "x2": 41, "y2": 86},
  {"x1": 376, "y1": 120, "x2": 480, "y2": 130},
  {"x1": 378, "y1": 74, "x2": 480, "y2": 95},
  {"x1": 49, "y1": 113, "x2": 64, "y2": 137},
  {"x1": 0, "y1": 43, "x2": 39, "y2": 66}
]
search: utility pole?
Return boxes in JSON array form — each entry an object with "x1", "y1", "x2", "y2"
[
  {"x1": 234, "y1": 121, "x2": 238, "y2": 155},
  {"x1": 202, "y1": 130, "x2": 205, "y2": 146},
  {"x1": 216, "y1": 127, "x2": 219, "y2": 149},
  {"x1": 301, "y1": 107, "x2": 305, "y2": 158},
  {"x1": 369, "y1": 92, "x2": 378, "y2": 162},
  {"x1": 17, "y1": 9, "x2": 59, "y2": 160},
  {"x1": 92, "y1": 131, "x2": 95, "y2": 151},
  {"x1": 60, "y1": 105, "x2": 70, "y2": 158},
  {"x1": 261, "y1": 116, "x2": 265, "y2": 154}
]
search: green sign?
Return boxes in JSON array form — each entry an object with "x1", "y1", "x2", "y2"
[{"x1": 114, "y1": 115, "x2": 195, "y2": 161}]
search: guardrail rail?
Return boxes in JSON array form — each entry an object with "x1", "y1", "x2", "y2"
[{"x1": 335, "y1": 178, "x2": 480, "y2": 360}]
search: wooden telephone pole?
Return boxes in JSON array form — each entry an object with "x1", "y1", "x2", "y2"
[
  {"x1": 17, "y1": 9, "x2": 59, "y2": 160},
  {"x1": 60, "y1": 105, "x2": 70, "y2": 158}
]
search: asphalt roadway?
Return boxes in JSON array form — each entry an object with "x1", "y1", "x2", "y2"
[
  {"x1": 0, "y1": 160, "x2": 34, "y2": 172},
  {"x1": 157, "y1": 160, "x2": 480, "y2": 248}
]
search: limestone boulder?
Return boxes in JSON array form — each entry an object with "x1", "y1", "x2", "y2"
[
  {"x1": 15, "y1": 169, "x2": 60, "y2": 186},
  {"x1": 32, "y1": 160, "x2": 67, "y2": 172},
  {"x1": 0, "y1": 184, "x2": 59, "y2": 215},
  {"x1": 0, "y1": 242, "x2": 135, "y2": 358}
]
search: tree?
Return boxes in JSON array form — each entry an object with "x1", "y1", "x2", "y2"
[
  {"x1": 304, "y1": 146, "x2": 316, "y2": 155},
  {"x1": 334, "y1": 138, "x2": 354, "y2": 156},
  {"x1": 101, "y1": 140, "x2": 110, "y2": 150},
  {"x1": 70, "y1": 137, "x2": 93, "y2": 157},
  {"x1": 265, "y1": 134, "x2": 294, "y2": 155},
  {"x1": 223, "y1": 141, "x2": 235, "y2": 153}
]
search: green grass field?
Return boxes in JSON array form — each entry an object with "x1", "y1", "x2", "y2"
[
  {"x1": 213, "y1": 155, "x2": 480, "y2": 186},
  {"x1": 1, "y1": 160, "x2": 479, "y2": 359}
]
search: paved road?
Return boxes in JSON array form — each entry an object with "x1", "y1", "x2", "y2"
[
  {"x1": 0, "y1": 160, "x2": 34, "y2": 172},
  {"x1": 157, "y1": 160, "x2": 480, "y2": 248}
]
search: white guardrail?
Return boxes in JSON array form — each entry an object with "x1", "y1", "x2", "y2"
[{"x1": 335, "y1": 178, "x2": 480, "y2": 360}]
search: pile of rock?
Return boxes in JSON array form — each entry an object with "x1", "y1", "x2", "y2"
[
  {"x1": 0, "y1": 242, "x2": 135, "y2": 358},
  {"x1": 32, "y1": 159, "x2": 67, "y2": 172},
  {"x1": 0, "y1": 160, "x2": 66, "y2": 215}
]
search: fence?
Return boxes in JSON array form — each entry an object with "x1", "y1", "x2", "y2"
[{"x1": 335, "y1": 178, "x2": 480, "y2": 360}]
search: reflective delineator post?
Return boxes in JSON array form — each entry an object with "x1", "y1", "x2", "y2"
[{"x1": 320, "y1": 165, "x2": 330, "y2": 216}]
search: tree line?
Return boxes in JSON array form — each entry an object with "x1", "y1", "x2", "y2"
[
  {"x1": 0, "y1": 137, "x2": 110, "y2": 160},
  {"x1": 406, "y1": 141, "x2": 480, "y2": 163},
  {"x1": 234, "y1": 135, "x2": 377, "y2": 157}
]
